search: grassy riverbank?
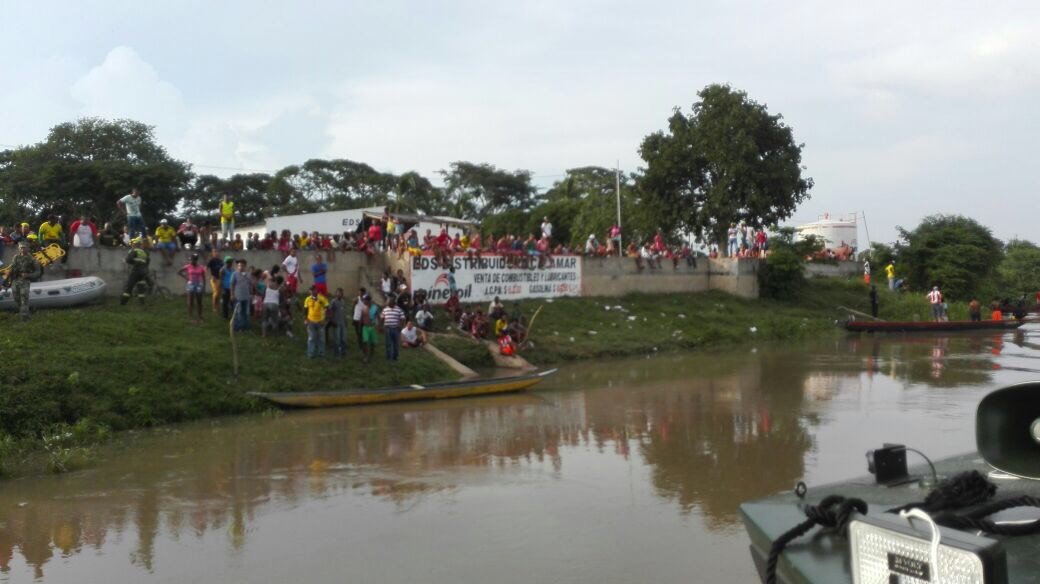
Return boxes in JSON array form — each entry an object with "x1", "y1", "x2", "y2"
[
  {"x1": 0, "y1": 278, "x2": 962, "y2": 477},
  {"x1": 439, "y1": 279, "x2": 951, "y2": 365},
  {"x1": 0, "y1": 298, "x2": 456, "y2": 476}
]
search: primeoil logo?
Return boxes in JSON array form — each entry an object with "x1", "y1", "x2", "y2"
[{"x1": 427, "y1": 284, "x2": 472, "y2": 302}]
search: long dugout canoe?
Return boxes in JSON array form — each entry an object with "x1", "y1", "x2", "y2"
[
  {"x1": 248, "y1": 368, "x2": 557, "y2": 408},
  {"x1": 843, "y1": 319, "x2": 1026, "y2": 333}
]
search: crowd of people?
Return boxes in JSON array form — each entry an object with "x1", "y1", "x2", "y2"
[{"x1": 441, "y1": 292, "x2": 529, "y2": 356}]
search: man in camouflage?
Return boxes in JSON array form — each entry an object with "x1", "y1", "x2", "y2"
[
  {"x1": 8, "y1": 241, "x2": 43, "y2": 321},
  {"x1": 121, "y1": 237, "x2": 151, "y2": 305}
]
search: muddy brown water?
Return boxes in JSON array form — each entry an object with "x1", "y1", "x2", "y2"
[{"x1": 3, "y1": 329, "x2": 1040, "y2": 583}]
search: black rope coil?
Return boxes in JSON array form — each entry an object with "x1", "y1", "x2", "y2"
[
  {"x1": 765, "y1": 495, "x2": 868, "y2": 584},
  {"x1": 889, "y1": 470, "x2": 996, "y2": 514}
]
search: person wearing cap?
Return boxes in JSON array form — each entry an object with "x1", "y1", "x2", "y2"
[
  {"x1": 154, "y1": 219, "x2": 178, "y2": 266},
  {"x1": 177, "y1": 253, "x2": 207, "y2": 323},
  {"x1": 219, "y1": 193, "x2": 235, "y2": 242},
  {"x1": 7, "y1": 241, "x2": 43, "y2": 321},
  {"x1": 121, "y1": 237, "x2": 151, "y2": 305},
  {"x1": 118, "y1": 187, "x2": 146, "y2": 238}
]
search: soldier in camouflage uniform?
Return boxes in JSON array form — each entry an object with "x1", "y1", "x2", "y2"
[
  {"x1": 122, "y1": 237, "x2": 151, "y2": 305},
  {"x1": 9, "y1": 241, "x2": 43, "y2": 321}
]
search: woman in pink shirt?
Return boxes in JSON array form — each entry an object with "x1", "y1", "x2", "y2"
[{"x1": 178, "y1": 253, "x2": 208, "y2": 324}]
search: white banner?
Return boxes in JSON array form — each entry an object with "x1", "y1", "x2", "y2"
[{"x1": 410, "y1": 254, "x2": 582, "y2": 304}]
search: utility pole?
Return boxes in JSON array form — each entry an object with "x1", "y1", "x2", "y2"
[{"x1": 615, "y1": 160, "x2": 622, "y2": 252}]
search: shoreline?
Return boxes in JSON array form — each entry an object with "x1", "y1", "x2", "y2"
[{"x1": 0, "y1": 279, "x2": 942, "y2": 478}]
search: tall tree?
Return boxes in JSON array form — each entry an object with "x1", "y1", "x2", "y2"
[
  {"x1": 997, "y1": 239, "x2": 1040, "y2": 297},
  {"x1": 895, "y1": 215, "x2": 1003, "y2": 300},
  {"x1": 440, "y1": 162, "x2": 539, "y2": 220},
  {"x1": 0, "y1": 118, "x2": 191, "y2": 225},
  {"x1": 638, "y1": 84, "x2": 812, "y2": 252}
]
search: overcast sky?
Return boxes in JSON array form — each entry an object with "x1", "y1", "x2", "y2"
[{"x1": 3, "y1": 1, "x2": 1038, "y2": 244}]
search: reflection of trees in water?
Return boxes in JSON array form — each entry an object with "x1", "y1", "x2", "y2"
[
  {"x1": 574, "y1": 354, "x2": 815, "y2": 529},
  {"x1": 0, "y1": 395, "x2": 590, "y2": 578}
]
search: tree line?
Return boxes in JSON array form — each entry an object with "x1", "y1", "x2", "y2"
[{"x1": 0, "y1": 84, "x2": 812, "y2": 251}]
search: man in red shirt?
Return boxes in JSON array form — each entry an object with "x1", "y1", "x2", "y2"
[
  {"x1": 69, "y1": 215, "x2": 98, "y2": 249},
  {"x1": 367, "y1": 220, "x2": 383, "y2": 251}
]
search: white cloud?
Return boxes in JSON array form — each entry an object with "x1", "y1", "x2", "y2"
[
  {"x1": 833, "y1": 25, "x2": 1040, "y2": 98},
  {"x1": 71, "y1": 46, "x2": 189, "y2": 142}
]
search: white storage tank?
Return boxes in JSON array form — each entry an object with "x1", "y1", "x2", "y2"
[{"x1": 794, "y1": 213, "x2": 858, "y2": 251}]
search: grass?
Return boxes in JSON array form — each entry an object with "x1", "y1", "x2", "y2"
[
  {"x1": 0, "y1": 296, "x2": 457, "y2": 476},
  {"x1": 428, "y1": 334, "x2": 497, "y2": 369}
]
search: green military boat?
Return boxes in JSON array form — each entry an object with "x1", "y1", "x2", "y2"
[{"x1": 741, "y1": 382, "x2": 1040, "y2": 584}]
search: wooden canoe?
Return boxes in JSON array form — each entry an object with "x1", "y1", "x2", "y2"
[
  {"x1": 843, "y1": 319, "x2": 1026, "y2": 333},
  {"x1": 248, "y1": 368, "x2": 557, "y2": 408}
]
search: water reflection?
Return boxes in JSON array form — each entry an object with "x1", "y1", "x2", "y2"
[{"x1": 1, "y1": 328, "x2": 1036, "y2": 582}]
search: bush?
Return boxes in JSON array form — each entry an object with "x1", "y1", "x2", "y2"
[{"x1": 759, "y1": 246, "x2": 805, "y2": 299}]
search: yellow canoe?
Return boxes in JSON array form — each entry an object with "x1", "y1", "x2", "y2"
[{"x1": 248, "y1": 369, "x2": 557, "y2": 408}]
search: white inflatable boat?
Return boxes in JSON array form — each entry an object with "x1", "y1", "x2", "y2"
[{"x1": 0, "y1": 277, "x2": 107, "y2": 311}]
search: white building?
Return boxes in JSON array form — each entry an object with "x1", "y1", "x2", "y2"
[
  {"x1": 794, "y1": 213, "x2": 858, "y2": 251},
  {"x1": 235, "y1": 207, "x2": 476, "y2": 238}
]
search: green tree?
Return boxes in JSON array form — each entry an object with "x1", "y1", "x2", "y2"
[
  {"x1": 638, "y1": 84, "x2": 812, "y2": 253},
  {"x1": 0, "y1": 118, "x2": 191, "y2": 226},
  {"x1": 998, "y1": 240, "x2": 1040, "y2": 296},
  {"x1": 894, "y1": 215, "x2": 1003, "y2": 300},
  {"x1": 440, "y1": 162, "x2": 539, "y2": 221}
]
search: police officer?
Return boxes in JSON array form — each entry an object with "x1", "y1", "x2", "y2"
[
  {"x1": 9, "y1": 241, "x2": 43, "y2": 321},
  {"x1": 121, "y1": 237, "x2": 151, "y2": 305}
]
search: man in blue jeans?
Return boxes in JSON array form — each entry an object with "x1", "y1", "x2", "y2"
[
  {"x1": 379, "y1": 296, "x2": 406, "y2": 361},
  {"x1": 229, "y1": 259, "x2": 253, "y2": 331}
]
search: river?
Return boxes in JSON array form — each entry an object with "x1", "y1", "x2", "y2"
[{"x1": 3, "y1": 329, "x2": 1040, "y2": 583}]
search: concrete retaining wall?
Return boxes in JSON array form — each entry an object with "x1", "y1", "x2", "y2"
[
  {"x1": 804, "y1": 261, "x2": 862, "y2": 279},
  {"x1": 1, "y1": 246, "x2": 386, "y2": 298},
  {"x1": 579, "y1": 256, "x2": 758, "y2": 299},
  {"x1": 2, "y1": 247, "x2": 759, "y2": 299}
]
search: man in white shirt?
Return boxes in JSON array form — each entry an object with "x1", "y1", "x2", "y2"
[
  {"x1": 401, "y1": 320, "x2": 427, "y2": 348},
  {"x1": 541, "y1": 217, "x2": 552, "y2": 242},
  {"x1": 282, "y1": 249, "x2": 300, "y2": 295},
  {"x1": 352, "y1": 287, "x2": 368, "y2": 348},
  {"x1": 117, "y1": 188, "x2": 145, "y2": 237},
  {"x1": 927, "y1": 286, "x2": 943, "y2": 322},
  {"x1": 415, "y1": 304, "x2": 434, "y2": 331}
]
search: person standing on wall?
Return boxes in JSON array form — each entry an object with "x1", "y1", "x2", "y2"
[
  {"x1": 885, "y1": 261, "x2": 896, "y2": 291},
  {"x1": 118, "y1": 187, "x2": 146, "y2": 238},
  {"x1": 541, "y1": 216, "x2": 553, "y2": 244},
  {"x1": 863, "y1": 259, "x2": 871, "y2": 285},
  {"x1": 219, "y1": 193, "x2": 235, "y2": 243}
]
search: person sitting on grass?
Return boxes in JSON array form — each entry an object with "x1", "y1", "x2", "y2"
[
  {"x1": 470, "y1": 308, "x2": 489, "y2": 339},
  {"x1": 415, "y1": 303, "x2": 434, "y2": 331},
  {"x1": 498, "y1": 330, "x2": 516, "y2": 356},
  {"x1": 488, "y1": 296, "x2": 505, "y2": 321},
  {"x1": 458, "y1": 306, "x2": 474, "y2": 333},
  {"x1": 401, "y1": 319, "x2": 426, "y2": 348},
  {"x1": 507, "y1": 317, "x2": 528, "y2": 344},
  {"x1": 494, "y1": 314, "x2": 508, "y2": 338},
  {"x1": 177, "y1": 253, "x2": 206, "y2": 324}
]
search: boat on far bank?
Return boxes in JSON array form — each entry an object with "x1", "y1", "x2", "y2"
[
  {"x1": 249, "y1": 368, "x2": 557, "y2": 408},
  {"x1": 843, "y1": 319, "x2": 1026, "y2": 333}
]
